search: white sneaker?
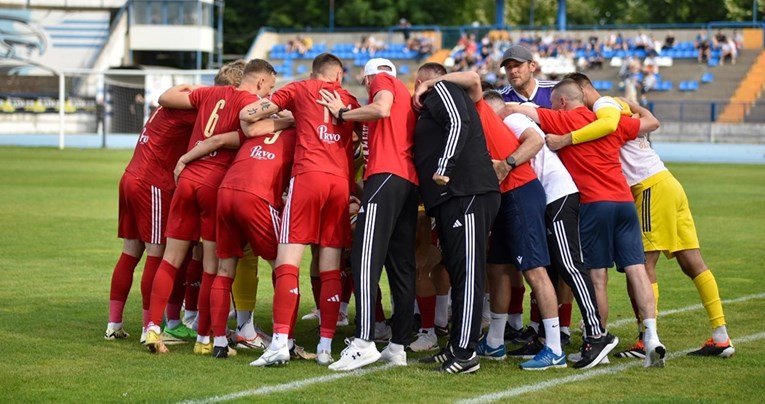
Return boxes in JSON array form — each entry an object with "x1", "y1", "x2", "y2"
[
  {"x1": 374, "y1": 321, "x2": 392, "y2": 343},
  {"x1": 249, "y1": 345, "x2": 290, "y2": 367},
  {"x1": 408, "y1": 329, "x2": 439, "y2": 352},
  {"x1": 337, "y1": 312, "x2": 349, "y2": 326},
  {"x1": 328, "y1": 339, "x2": 381, "y2": 371},
  {"x1": 380, "y1": 345, "x2": 407, "y2": 366},
  {"x1": 104, "y1": 327, "x2": 129, "y2": 340},
  {"x1": 140, "y1": 328, "x2": 147, "y2": 344},
  {"x1": 644, "y1": 339, "x2": 666, "y2": 368},
  {"x1": 302, "y1": 308, "x2": 320, "y2": 321},
  {"x1": 567, "y1": 351, "x2": 610, "y2": 364},
  {"x1": 316, "y1": 349, "x2": 334, "y2": 366}
]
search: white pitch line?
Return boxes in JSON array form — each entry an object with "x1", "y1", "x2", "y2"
[
  {"x1": 608, "y1": 291, "x2": 765, "y2": 329},
  {"x1": 181, "y1": 292, "x2": 765, "y2": 403},
  {"x1": 178, "y1": 363, "x2": 396, "y2": 404},
  {"x1": 457, "y1": 331, "x2": 765, "y2": 404}
]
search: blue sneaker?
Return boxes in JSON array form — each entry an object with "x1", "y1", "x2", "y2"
[
  {"x1": 476, "y1": 336, "x2": 507, "y2": 361},
  {"x1": 520, "y1": 346, "x2": 567, "y2": 370}
]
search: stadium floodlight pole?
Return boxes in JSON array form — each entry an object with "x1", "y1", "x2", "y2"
[{"x1": 58, "y1": 69, "x2": 65, "y2": 150}]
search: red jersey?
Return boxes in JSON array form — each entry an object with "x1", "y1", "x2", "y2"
[
  {"x1": 270, "y1": 79, "x2": 360, "y2": 179},
  {"x1": 364, "y1": 73, "x2": 418, "y2": 185},
  {"x1": 180, "y1": 86, "x2": 261, "y2": 188},
  {"x1": 219, "y1": 128, "x2": 297, "y2": 208},
  {"x1": 536, "y1": 106, "x2": 640, "y2": 203},
  {"x1": 124, "y1": 106, "x2": 196, "y2": 193},
  {"x1": 475, "y1": 100, "x2": 537, "y2": 193}
]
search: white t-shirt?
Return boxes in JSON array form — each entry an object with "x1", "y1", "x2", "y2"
[
  {"x1": 503, "y1": 113, "x2": 578, "y2": 204},
  {"x1": 592, "y1": 96, "x2": 667, "y2": 186}
]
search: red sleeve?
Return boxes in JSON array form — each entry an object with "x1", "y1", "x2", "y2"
[
  {"x1": 270, "y1": 82, "x2": 298, "y2": 111},
  {"x1": 536, "y1": 108, "x2": 567, "y2": 135},
  {"x1": 618, "y1": 116, "x2": 641, "y2": 142},
  {"x1": 369, "y1": 74, "x2": 394, "y2": 100},
  {"x1": 188, "y1": 86, "x2": 214, "y2": 108}
]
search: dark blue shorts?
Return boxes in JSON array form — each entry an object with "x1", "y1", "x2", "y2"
[
  {"x1": 580, "y1": 201, "x2": 645, "y2": 270},
  {"x1": 488, "y1": 179, "x2": 550, "y2": 270}
]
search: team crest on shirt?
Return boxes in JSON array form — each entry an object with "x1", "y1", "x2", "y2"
[
  {"x1": 317, "y1": 124, "x2": 341, "y2": 144},
  {"x1": 249, "y1": 145, "x2": 276, "y2": 160}
]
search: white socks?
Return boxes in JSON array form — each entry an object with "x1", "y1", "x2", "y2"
[
  {"x1": 542, "y1": 317, "x2": 562, "y2": 355},
  {"x1": 271, "y1": 332, "x2": 288, "y2": 350},
  {"x1": 712, "y1": 325, "x2": 729, "y2": 343},
  {"x1": 487, "y1": 312, "x2": 508, "y2": 348},
  {"x1": 507, "y1": 314, "x2": 523, "y2": 331},
  {"x1": 236, "y1": 310, "x2": 256, "y2": 339},
  {"x1": 317, "y1": 337, "x2": 332, "y2": 353},
  {"x1": 435, "y1": 295, "x2": 449, "y2": 328}
]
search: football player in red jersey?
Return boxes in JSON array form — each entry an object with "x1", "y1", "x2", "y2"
[
  {"x1": 143, "y1": 59, "x2": 276, "y2": 354},
  {"x1": 104, "y1": 61, "x2": 245, "y2": 342},
  {"x1": 241, "y1": 53, "x2": 361, "y2": 366}
]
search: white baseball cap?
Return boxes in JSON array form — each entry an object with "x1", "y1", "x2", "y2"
[{"x1": 363, "y1": 58, "x2": 397, "y2": 78}]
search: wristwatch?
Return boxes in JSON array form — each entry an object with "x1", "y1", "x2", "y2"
[
  {"x1": 337, "y1": 107, "x2": 350, "y2": 121},
  {"x1": 505, "y1": 155, "x2": 517, "y2": 169}
]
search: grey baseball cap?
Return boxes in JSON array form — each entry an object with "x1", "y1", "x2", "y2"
[{"x1": 500, "y1": 45, "x2": 534, "y2": 66}]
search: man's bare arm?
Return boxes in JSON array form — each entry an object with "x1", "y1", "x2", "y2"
[
  {"x1": 618, "y1": 97, "x2": 660, "y2": 134},
  {"x1": 157, "y1": 84, "x2": 200, "y2": 109},
  {"x1": 317, "y1": 89, "x2": 393, "y2": 121},
  {"x1": 413, "y1": 71, "x2": 482, "y2": 109},
  {"x1": 174, "y1": 131, "x2": 241, "y2": 182},
  {"x1": 239, "y1": 98, "x2": 282, "y2": 124},
  {"x1": 241, "y1": 117, "x2": 295, "y2": 138},
  {"x1": 505, "y1": 104, "x2": 541, "y2": 123}
]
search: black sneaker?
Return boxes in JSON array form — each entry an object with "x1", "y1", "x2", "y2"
[
  {"x1": 439, "y1": 352, "x2": 480, "y2": 374},
  {"x1": 213, "y1": 345, "x2": 236, "y2": 359},
  {"x1": 573, "y1": 333, "x2": 619, "y2": 369},
  {"x1": 435, "y1": 325, "x2": 449, "y2": 337},
  {"x1": 420, "y1": 345, "x2": 454, "y2": 364},
  {"x1": 504, "y1": 325, "x2": 523, "y2": 343},
  {"x1": 560, "y1": 331, "x2": 571, "y2": 347},
  {"x1": 510, "y1": 326, "x2": 537, "y2": 345},
  {"x1": 506, "y1": 338, "x2": 543, "y2": 359}
]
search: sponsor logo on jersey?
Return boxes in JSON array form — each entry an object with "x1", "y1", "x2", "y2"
[
  {"x1": 317, "y1": 124, "x2": 341, "y2": 144},
  {"x1": 250, "y1": 145, "x2": 276, "y2": 160},
  {"x1": 138, "y1": 129, "x2": 149, "y2": 145}
]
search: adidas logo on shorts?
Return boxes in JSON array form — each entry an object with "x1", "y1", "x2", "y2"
[{"x1": 453, "y1": 220, "x2": 463, "y2": 228}]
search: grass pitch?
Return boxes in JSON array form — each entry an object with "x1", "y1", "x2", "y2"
[{"x1": 0, "y1": 147, "x2": 764, "y2": 403}]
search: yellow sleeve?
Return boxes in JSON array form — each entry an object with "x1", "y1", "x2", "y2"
[{"x1": 570, "y1": 106, "x2": 621, "y2": 144}]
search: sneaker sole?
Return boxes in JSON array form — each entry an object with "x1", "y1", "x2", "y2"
[
  {"x1": 521, "y1": 362, "x2": 568, "y2": 371},
  {"x1": 441, "y1": 363, "x2": 480, "y2": 374},
  {"x1": 329, "y1": 352, "x2": 382, "y2": 371}
]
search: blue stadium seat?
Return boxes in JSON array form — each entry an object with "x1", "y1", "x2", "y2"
[
  {"x1": 398, "y1": 65, "x2": 410, "y2": 74},
  {"x1": 701, "y1": 72, "x2": 714, "y2": 83},
  {"x1": 708, "y1": 58, "x2": 719, "y2": 67},
  {"x1": 296, "y1": 64, "x2": 308, "y2": 74}
]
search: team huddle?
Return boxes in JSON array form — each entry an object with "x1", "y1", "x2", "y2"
[{"x1": 104, "y1": 44, "x2": 735, "y2": 374}]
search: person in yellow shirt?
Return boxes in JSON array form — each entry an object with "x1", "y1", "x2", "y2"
[{"x1": 549, "y1": 72, "x2": 734, "y2": 359}]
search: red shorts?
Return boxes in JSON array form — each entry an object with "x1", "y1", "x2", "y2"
[
  {"x1": 165, "y1": 176, "x2": 218, "y2": 242},
  {"x1": 216, "y1": 188, "x2": 280, "y2": 260},
  {"x1": 118, "y1": 173, "x2": 171, "y2": 244},
  {"x1": 280, "y1": 172, "x2": 351, "y2": 248}
]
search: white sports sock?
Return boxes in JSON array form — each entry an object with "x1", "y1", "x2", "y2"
[
  {"x1": 643, "y1": 318, "x2": 659, "y2": 344},
  {"x1": 487, "y1": 312, "x2": 507, "y2": 348},
  {"x1": 166, "y1": 319, "x2": 181, "y2": 329},
  {"x1": 236, "y1": 310, "x2": 256, "y2": 339},
  {"x1": 712, "y1": 325, "x2": 729, "y2": 343},
  {"x1": 271, "y1": 333, "x2": 288, "y2": 350},
  {"x1": 542, "y1": 317, "x2": 562, "y2": 355},
  {"x1": 183, "y1": 310, "x2": 198, "y2": 323},
  {"x1": 435, "y1": 295, "x2": 449, "y2": 327},
  {"x1": 287, "y1": 338, "x2": 295, "y2": 350},
  {"x1": 529, "y1": 321, "x2": 540, "y2": 333},
  {"x1": 354, "y1": 338, "x2": 373, "y2": 349},
  {"x1": 147, "y1": 323, "x2": 161, "y2": 334},
  {"x1": 107, "y1": 322, "x2": 122, "y2": 330},
  {"x1": 196, "y1": 335, "x2": 210, "y2": 344},
  {"x1": 507, "y1": 314, "x2": 523, "y2": 330},
  {"x1": 317, "y1": 337, "x2": 333, "y2": 353},
  {"x1": 560, "y1": 326, "x2": 570, "y2": 336},
  {"x1": 213, "y1": 336, "x2": 228, "y2": 348}
]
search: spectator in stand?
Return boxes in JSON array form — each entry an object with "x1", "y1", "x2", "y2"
[
  {"x1": 715, "y1": 30, "x2": 736, "y2": 65},
  {"x1": 662, "y1": 31, "x2": 676, "y2": 50},
  {"x1": 398, "y1": 18, "x2": 412, "y2": 42},
  {"x1": 287, "y1": 35, "x2": 312, "y2": 55},
  {"x1": 695, "y1": 30, "x2": 711, "y2": 63}
]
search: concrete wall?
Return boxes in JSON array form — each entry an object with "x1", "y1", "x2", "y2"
[{"x1": 655, "y1": 122, "x2": 765, "y2": 143}]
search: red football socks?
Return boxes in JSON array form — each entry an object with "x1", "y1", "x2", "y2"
[
  {"x1": 273, "y1": 264, "x2": 300, "y2": 334},
  {"x1": 108, "y1": 253, "x2": 140, "y2": 323},
  {"x1": 210, "y1": 275, "x2": 234, "y2": 337},
  {"x1": 319, "y1": 269, "x2": 342, "y2": 339}
]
